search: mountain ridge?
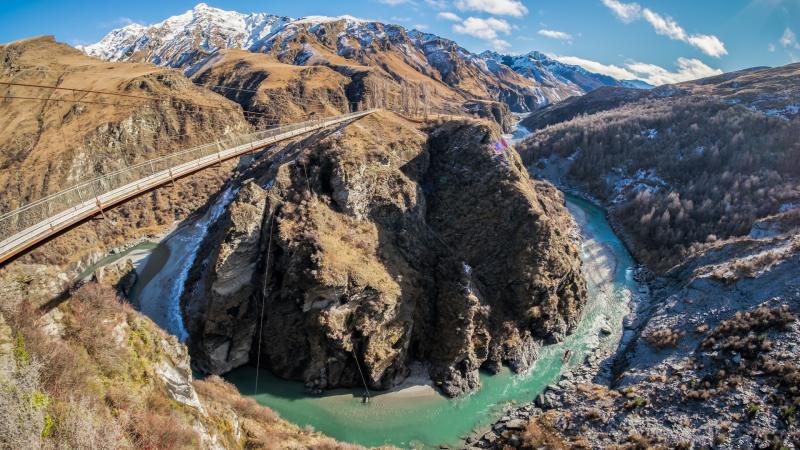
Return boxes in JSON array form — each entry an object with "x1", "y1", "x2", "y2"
[{"x1": 78, "y1": 3, "x2": 650, "y2": 112}]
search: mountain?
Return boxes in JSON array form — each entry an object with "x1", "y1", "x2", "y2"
[
  {"x1": 79, "y1": 3, "x2": 646, "y2": 114},
  {"x1": 79, "y1": 3, "x2": 291, "y2": 67}
]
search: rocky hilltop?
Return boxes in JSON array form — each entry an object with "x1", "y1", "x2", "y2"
[{"x1": 182, "y1": 111, "x2": 587, "y2": 396}]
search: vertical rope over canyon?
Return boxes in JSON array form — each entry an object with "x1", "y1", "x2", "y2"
[{"x1": 254, "y1": 202, "x2": 276, "y2": 394}]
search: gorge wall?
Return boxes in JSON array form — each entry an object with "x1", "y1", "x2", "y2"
[{"x1": 182, "y1": 112, "x2": 586, "y2": 396}]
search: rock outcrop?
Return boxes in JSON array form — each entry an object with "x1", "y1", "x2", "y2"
[
  {"x1": 183, "y1": 112, "x2": 587, "y2": 396},
  {"x1": 183, "y1": 181, "x2": 268, "y2": 374}
]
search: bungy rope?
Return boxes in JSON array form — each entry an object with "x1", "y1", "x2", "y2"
[{"x1": 254, "y1": 202, "x2": 276, "y2": 395}]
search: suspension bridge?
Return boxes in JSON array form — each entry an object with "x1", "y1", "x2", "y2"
[{"x1": 0, "y1": 109, "x2": 376, "y2": 265}]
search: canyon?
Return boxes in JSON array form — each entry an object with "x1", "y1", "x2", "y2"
[
  {"x1": 181, "y1": 111, "x2": 587, "y2": 396},
  {"x1": 1, "y1": 3, "x2": 799, "y2": 449}
]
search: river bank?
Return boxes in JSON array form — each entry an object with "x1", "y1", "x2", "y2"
[{"x1": 467, "y1": 192, "x2": 644, "y2": 448}]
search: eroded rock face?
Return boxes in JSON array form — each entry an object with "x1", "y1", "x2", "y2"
[
  {"x1": 182, "y1": 181, "x2": 267, "y2": 374},
  {"x1": 184, "y1": 113, "x2": 587, "y2": 396}
]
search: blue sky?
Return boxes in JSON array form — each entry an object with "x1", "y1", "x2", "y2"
[{"x1": 1, "y1": 0, "x2": 798, "y2": 84}]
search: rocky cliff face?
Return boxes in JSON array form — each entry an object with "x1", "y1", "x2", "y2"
[
  {"x1": 183, "y1": 112, "x2": 586, "y2": 396},
  {"x1": 182, "y1": 181, "x2": 268, "y2": 374}
]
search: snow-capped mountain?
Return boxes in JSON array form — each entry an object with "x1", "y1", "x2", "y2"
[
  {"x1": 80, "y1": 3, "x2": 291, "y2": 68},
  {"x1": 480, "y1": 51, "x2": 652, "y2": 93},
  {"x1": 79, "y1": 3, "x2": 649, "y2": 111}
]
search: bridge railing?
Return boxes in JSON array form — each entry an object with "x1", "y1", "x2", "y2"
[{"x1": 0, "y1": 110, "x2": 372, "y2": 245}]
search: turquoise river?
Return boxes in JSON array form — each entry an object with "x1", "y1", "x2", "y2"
[
  {"x1": 224, "y1": 193, "x2": 637, "y2": 449},
  {"x1": 127, "y1": 129, "x2": 638, "y2": 448}
]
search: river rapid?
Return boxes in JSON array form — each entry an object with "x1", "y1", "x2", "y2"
[{"x1": 124, "y1": 119, "x2": 639, "y2": 449}]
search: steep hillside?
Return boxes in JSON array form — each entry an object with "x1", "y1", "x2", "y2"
[
  {"x1": 190, "y1": 49, "x2": 352, "y2": 125},
  {"x1": 0, "y1": 36, "x2": 252, "y2": 273},
  {"x1": 519, "y1": 63, "x2": 800, "y2": 272},
  {"x1": 0, "y1": 36, "x2": 250, "y2": 209},
  {"x1": 521, "y1": 64, "x2": 798, "y2": 132},
  {"x1": 79, "y1": 3, "x2": 643, "y2": 115},
  {"x1": 0, "y1": 283, "x2": 368, "y2": 450},
  {"x1": 181, "y1": 111, "x2": 587, "y2": 397}
]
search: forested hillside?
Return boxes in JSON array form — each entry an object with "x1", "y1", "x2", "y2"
[{"x1": 519, "y1": 63, "x2": 800, "y2": 271}]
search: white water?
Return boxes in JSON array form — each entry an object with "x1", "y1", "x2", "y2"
[{"x1": 135, "y1": 185, "x2": 238, "y2": 341}]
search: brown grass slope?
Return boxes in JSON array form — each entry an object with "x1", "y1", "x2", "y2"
[
  {"x1": 190, "y1": 49, "x2": 352, "y2": 125},
  {"x1": 0, "y1": 36, "x2": 253, "y2": 275},
  {"x1": 0, "y1": 36, "x2": 251, "y2": 209}
]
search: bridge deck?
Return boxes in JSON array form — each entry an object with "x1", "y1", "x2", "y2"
[{"x1": 0, "y1": 110, "x2": 375, "y2": 264}]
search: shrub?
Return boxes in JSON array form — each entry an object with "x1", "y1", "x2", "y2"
[
  {"x1": 0, "y1": 351, "x2": 47, "y2": 450},
  {"x1": 644, "y1": 327, "x2": 684, "y2": 349}
]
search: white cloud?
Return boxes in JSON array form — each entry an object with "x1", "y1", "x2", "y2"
[
  {"x1": 602, "y1": 1, "x2": 728, "y2": 57},
  {"x1": 438, "y1": 11, "x2": 463, "y2": 21},
  {"x1": 455, "y1": 0, "x2": 528, "y2": 17},
  {"x1": 453, "y1": 16, "x2": 512, "y2": 50},
  {"x1": 641, "y1": 9, "x2": 684, "y2": 40},
  {"x1": 491, "y1": 39, "x2": 511, "y2": 50},
  {"x1": 601, "y1": 0, "x2": 641, "y2": 23},
  {"x1": 551, "y1": 54, "x2": 722, "y2": 85},
  {"x1": 780, "y1": 28, "x2": 800, "y2": 49},
  {"x1": 538, "y1": 29, "x2": 573, "y2": 40},
  {"x1": 98, "y1": 16, "x2": 140, "y2": 29},
  {"x1": 627, "y1": 57, "x2": 722, "y2": 84},
  {"x1": 378, "y1": 0, "x2": 412, "y2": 5},
  {"x1": 769, "y1": 43, "x2": 776, "y2": 52},
  {"x1": 453, "y1": 17, "x2": 512, "y2": 39},
  {"x1": 685, "y1": 34, "x2": 727, "y2": 58},
  {"x1": 414, "y1": 23, "x2": 430, "y2": 30},
  {"x1": 425, "y1": 0, "x2": 448, "y2": 8},
  {"x1": 551, "y1": 55, "x2": 639, "y2": 80}
]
